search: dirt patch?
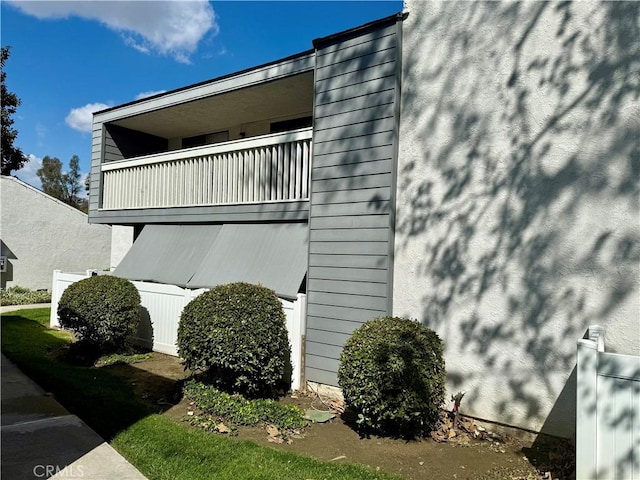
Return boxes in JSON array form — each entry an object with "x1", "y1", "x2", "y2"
[
  {"x1": 241, "y1": 418, "x2": 535, "y2": 479},
  {"x1": 100, "y1": 352, "x2": 188, "y2": 412},
  {"x1": 235, "y1": 394, "x2": 545, "y2": 480},
  {"x1": 102, "y1": 353, "x2": 574, "y2": 480}
]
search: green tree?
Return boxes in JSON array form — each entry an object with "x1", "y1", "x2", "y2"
[
  {"x1": 82, "y1": 166, "x2": 91, "y2": 214},
  {"x1": 37, "y1": 156, "x2": 65, "y2": 200},
  {"x1": 1, "y1": 46, "x2": 28, "y2": 175},
  {"x1": 66, "y1": 155, "x2": 83, "y2": 201},
  {"x1": 37, "y1": 155, "x2": 87, "y2": 212}
]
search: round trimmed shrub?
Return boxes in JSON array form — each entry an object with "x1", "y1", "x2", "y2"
[
  {"x1": 338, "y1": 317, "x2": 446, "y2": 437},
  {"x1": 58, "y1": 275, "x2": 141, "y2": 353},
  {"x1": 177, "y1": 282, "x2": 291, "y2": 398}
]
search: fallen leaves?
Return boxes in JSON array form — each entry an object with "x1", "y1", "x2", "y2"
[
  {"x1": 216, "y1": 423, "x2": 230, "y2": 433},
  {"x1": 266, "y1": 424, "x2": 279, "y2": 438},
  {"x1": 267, "y1": 425, "x2": 302, "y2": 445},
  {"x1": 305, "y1": 387, "x2": 345, "y2": 414},
  {"x1": 430, "y1": 411, "x2": 493, "y2": 444},
  {"x1": 326, "y1": 398, "x2": 345, "y2": 414}
]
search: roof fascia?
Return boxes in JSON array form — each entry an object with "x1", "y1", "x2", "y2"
[{"x1": 312, "y1": 12, "x2": 406, "y2": 48}]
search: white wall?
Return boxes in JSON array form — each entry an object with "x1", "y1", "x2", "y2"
[
  {"x1": 0, "y1": 176, "x2": 112, "y2": 290},
  {"x1": 394, "y1": 1, "x2": 639, "y2": 438},
  {"x1": 110, "y1": 225, "x2": 134, "y2": 269}
]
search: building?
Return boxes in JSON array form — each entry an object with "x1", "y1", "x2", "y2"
[
  {"x1": 1, "y1": 175, "x2": 112, "y2": 290},
  {"x1": 87, "y1": 2, "x2": 639, "y2": 438}
]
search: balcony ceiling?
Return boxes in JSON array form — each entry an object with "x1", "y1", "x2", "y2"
[{"x1": 111, "y1": 72, "x2": 314, "y2": 139}]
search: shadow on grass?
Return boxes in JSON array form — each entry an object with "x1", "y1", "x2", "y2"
[
  {"x1": 1, "y1": 309, "x2": 400, "y2": 480},
  {"x1": 0, "y1": 309, "x2": 181, "y2": 440}
]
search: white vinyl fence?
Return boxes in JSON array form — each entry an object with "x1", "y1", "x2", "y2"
[
  {"x1": 576, "y1": 325, "x2": 640, "y2": 480},
  {"x1": 51, "y1": 270, "x2": 308, "y2": 390}
]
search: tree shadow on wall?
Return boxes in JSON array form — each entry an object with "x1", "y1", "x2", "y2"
[{"x1": 395, "y1": 0, "x2": 639, "y2": 447}]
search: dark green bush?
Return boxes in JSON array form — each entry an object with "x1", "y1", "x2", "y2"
[
  {"x1": 338, "y1": 316, "x2": 446, "y2": 437},
  {"x1": 58, "y1": 275, "x2": 140, "y2": 353},
  {"x1": 177, "y1": 282, "x2": 291, "y2": 398}
]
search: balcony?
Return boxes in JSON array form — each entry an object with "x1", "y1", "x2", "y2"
[{"x1": 100, "y1": 127, "x2": 312, "y2": 210}]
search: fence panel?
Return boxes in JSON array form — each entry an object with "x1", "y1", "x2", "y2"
[
  {"x1": 281, "y1": 294, "x2": 307, "y2": 391},
  {"x1": 50, "y1": 270, "x2": 95, "y2": 327},
  {"x1": 577, "y1": 325, "x2": 640, "y2": 480},
  {"x1": 131, "y1": 281, "x2": 195, "y2": 355}
]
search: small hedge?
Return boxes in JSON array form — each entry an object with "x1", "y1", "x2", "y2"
[
  {"x1": 183, "y1": 379, "x2": 306, "y2": 430},
  {"x1": 177, "y1": 282, "x2": 291, "y2": 398},
  {"x1": 1, "y1": 286, "x2": 51, "y2": 306},
  {"x1": 338, "y1": 317, "x2": 446, "y2": 437},
  {"x1": 58, "y1": 275, "x2": 141, "y2": 353}
]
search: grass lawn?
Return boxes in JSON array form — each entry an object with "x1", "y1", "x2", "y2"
[
  {"x1": 115, "y1": 414, "x2": 394, "y2": 480},
  {"x1": 1, "y1": 308, "x2": 149, "y2": 438},
  {"x1": 1, "y1": 309, "x2": 398, "y2": 480}
]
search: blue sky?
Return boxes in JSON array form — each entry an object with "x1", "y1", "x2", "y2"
[{"x1": 2, "y1": 1, "x2": 402, "y2": 191}]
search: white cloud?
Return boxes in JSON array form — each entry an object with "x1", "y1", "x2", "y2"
[
  {"x1": 14, "y1": 154, "x2": 43, "y2": 190},
  {"x1": 65, "y1": 103, "x2": 111, "y2": 133},
  {"x1": 8, "y1": 1, "x2": 217, "y2": 63},
  {"x1": 125, "y1": 37, "x2": 150, "y2": 54},
  {"x1": 65, "y1": 88, "x2": 167, "y2": 133},
  {"x1": 135, "y1": 90, "x2": 167, "y2": 100}
]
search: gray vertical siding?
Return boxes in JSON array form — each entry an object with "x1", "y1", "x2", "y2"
[
  {"x1": 88, "y1": 123, "x2": 106, "y2": 219},
  {"x1": 306, "y1": 17, "x2": 402, "y2": 386},
  {"x1": 89, "y1": 123, "x2": 126, "y2": 220}
]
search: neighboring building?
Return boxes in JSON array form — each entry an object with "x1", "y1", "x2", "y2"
[
  {"x1": 1, "y1": 176, "x2": 112, "y2": 290},
  {"x1": 87, "y1": 3, "x2": 639, "y2": 438}
]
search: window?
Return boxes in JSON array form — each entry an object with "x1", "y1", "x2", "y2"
[
  {"x1": 182, "y1": 131, "x2": 229, "y2": 149},
  {"x1": 270, "y1": 117, "x2": 312, "y2": 134},
  {"x1": 182, "y1": 135, "x2": 207, "y2": 149}
]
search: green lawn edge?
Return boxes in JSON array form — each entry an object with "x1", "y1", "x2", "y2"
[
  {"x1": 114, "y1": 414, "x2": 395, "y2": 480},
  {"x1": 1, "y1": 308, "x2": 399, "y2": 480}
]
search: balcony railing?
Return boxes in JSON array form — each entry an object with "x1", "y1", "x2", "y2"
[{"x1": 100, "y1": 128, "x2": 312, "y2": 210}]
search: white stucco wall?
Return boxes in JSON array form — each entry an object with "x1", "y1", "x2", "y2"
[
  {"x1": 394, "y1": 1, "x2": 639, "y2": 438},
  {"x1": 0, "y1": 176, "x2": 112, "y2": 290},
  {"x1": 110, "y1": 225, "x2": 134, "y2": 269}
]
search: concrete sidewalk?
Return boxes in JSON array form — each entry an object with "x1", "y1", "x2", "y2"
[{"x1": 1, "y1": 354, "x2": 147, "y2": 480}]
